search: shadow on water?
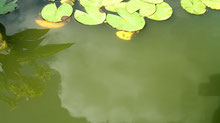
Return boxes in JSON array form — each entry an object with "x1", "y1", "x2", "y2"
[
  {"x1": 0, "y1": 23, "x2": 73, "y2": 108},
  {"x1": 199, "y1": 74, "x2": 220, "y2": 96},
  {"x1": 199, "y1": 74, "x2": 220, "y2": 123}
]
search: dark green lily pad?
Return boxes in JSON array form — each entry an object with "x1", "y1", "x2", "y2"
[
  {"x1": 106, "y1": 8, "x2": 145, "y2": 31},
  {"x1": 181, "y1": 0, "x2": 206, "y2": 15},
  {"x1": 126, "y1": 0, "x2": 156, "y2": 17},
  {"x1": 0, "y1": 0, "x2": 17, "y2": 14},
  {"x1": 147, "y1": 2, "x2": 173, "y2": 21},
  {"x1": 201, "y1": 0, "x2": 220, "y2": 10},
  {"x1": 41, "y1": 3, "x2": 73, "y2": 23}
]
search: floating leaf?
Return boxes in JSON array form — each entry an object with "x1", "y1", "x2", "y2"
[
  {"x1": 74, "y1": 7, "x2": 106, "y2": 25},
  {"x1": 147, "y1": 2, "x2": 173, "y2": 21},
  {"x1": 0, "y1": 0, "x2": 17, "y2": 14},
  {"x1": 181, "y1": 0, "x2": 206, "y2": 15},
  {"x1": 116, "y1": 31, "x2": 135, "y2": 40},
  {"x1": 60, "y1": 0, "x2": 75, "y2": 6},
  {"x1": 201, "y1": 0, "x2": 220, "y2": 10},
  {"x1": 106, "y1": 8, "x2": 145, "y2": 31},
  {"x1": 102, "y1": 0, "x2": 123, "y2": 6},
  {"x1": 41, "y1": 3, "x2": 73, "y2": 23},
  {"x1": 126, "y1": 0, "x2": 156, "y2": 17},
  {"x1": 105, "y1": 2, "x2": 126, "y2": 12},
  {"x1": 35, "y1": 17, "x2": 69, "y2": 28},
  {"x1": 141, "y1": 0, "x2": 163, "y2": 4},
  {"x1": 74, "y1": 0, "x2": 106, "y2": 25},
  {"x1": 80, "y1": 0, "x2": 103, "y2": 8}
]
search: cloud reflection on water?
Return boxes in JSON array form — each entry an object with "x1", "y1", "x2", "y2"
[{"x1": 52, "y1": 37, "x2": 220, "y2": 123}]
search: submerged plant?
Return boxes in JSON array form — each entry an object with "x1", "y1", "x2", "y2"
[{"x1": 0, "y1": 23, "x2": 74, "y2": 108}]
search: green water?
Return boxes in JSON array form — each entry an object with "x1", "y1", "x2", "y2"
[{"x1": 1, "y1": 0, "x2": 220, "y2": 123}]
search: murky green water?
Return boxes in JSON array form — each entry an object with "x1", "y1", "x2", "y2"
[{"x1": 1, "y1": 0, "x2": 220, "y2": 123}]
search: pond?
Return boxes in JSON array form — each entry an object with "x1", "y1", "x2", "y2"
[{"x1": 1, "y1": 0, "x2": 220, "y2": 123}]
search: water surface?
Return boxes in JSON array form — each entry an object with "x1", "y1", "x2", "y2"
[{"x1": 1, "y1": 0, "x2": 220, "y2": 123}]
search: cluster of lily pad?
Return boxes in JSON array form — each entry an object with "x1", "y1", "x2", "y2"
[
  {"x1": 181, "y1": 0, "x2": 220, "y2": 15},
  {"x1": 1, "y1": 0, "x2": 220, "y2": 40},
  {"x1": 39, "y1": 0, "x2": 173, "y2": 32}
]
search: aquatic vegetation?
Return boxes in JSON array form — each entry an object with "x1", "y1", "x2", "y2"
[
  {"x1": 41, "y1": 3, "x2": 73, "y2": 23},
  {"x1": 126, "y1": 0, "x2": 156, "y2": 17},
  {"x1": 181, "y1": 0, "x2": 206, "y2": 15},
  {"x1": 116, "y1": 30, "x2": 138, "y2": 40},
  {"x1": 35, "y1": 17, "x2": 69, "y2": 28},
  {"x1": 74, "y1": 5, "x2": 106, "y2": 25},
  {"x1": 37, "y1": 0, "x2": 173, "y2": 35},
  {"x1": 0, "y1": 0, "x2": 218, "y2": 40},
  {"x1": 201, "y1": 0, "x2": 220, "y2": 10},
  {"x1": 106, "y1": 8, "x2": 145, "y2": 31},
  {"x1": 0, "y1": 0, "x2": 219, "y2": 37},
  {"x1": 60, "y1": 0, "x2": 75, "y2": 5},
  {"x1": 147, "y1": 2, "x2": 173, "y2": 21},
  {"x1": 0, "y1": 0, "x2": 17, "y2": 14},
  {"x1": 74, "y1": 0, "x2": 106, "y2": 25},
  {"x1": 0, "y1": 32, "x2": 7, "y2": 50},
  {"x1": 0, "y1": 23, "x2": 74, "y2": 108},
  {"x1": 181, "y1": 0, "x2": 220, "y2": 15},
  {"x1": 142, "y1": 0, "x2": 163, "y2": 3}
]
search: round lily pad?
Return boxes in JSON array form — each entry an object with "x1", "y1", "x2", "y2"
[
  {"x1": 126, "y1": 0, "x2": 156, "y2": 17},
  {"x1": 106, "y1": 8, "x2": 145, "y2": 31},
  {"x1": 181, "y1": 0, "x2": 206, "y2": 15},
  {"x1": 74, "y1": 7, "x2": 106, "y2": 25},
  {"x1": 141, "y1": 0, "x2": 163, "y2": 4},
  {"x1": 0, "y1": 0, "x2": 17, "y2": 14},
  {"x1": 201, "y1": 0, "x2": 220, "y2": 10},
  {"x1": 41, "y1": 3, "x2": 73, "y2": 23},
  {"x1": 147, "y1": 2, "x2": 173, "y2": 21}
]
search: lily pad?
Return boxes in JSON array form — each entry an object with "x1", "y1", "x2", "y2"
[
  {"x1": 60, "y1": 0, "x2": 75, "y2": 6},
  {"x1": 41, "y1": 3, "x2": 73, "y2": 23},
  {"x1": 147, "y1": 2, "x2": 173, "y2": 21},
  {"x1": 126, "y1": 0, "x2": 156, "y2": 17},
  {"x1": 102, "y1": 0, "x2": 123, "y2": 6},
  {"x1": 79, "y1": 0, "x2": 103, "y2": 8},
  {"x1": 35, "y1": 17, "x2": 69, "y2": 28},
  {"x1": 105, "y1": 2, "x2": 126, "y2": 12},
  {"x1": 141, "y1": 0, "x2": 163, "y2": 4},
  {"x1": 116, "y1": 30, "x2": 135, "y2": 40},
  {"x1": 0, "y1": 0, "x2": 17, "y2": 14},
  {"x1": 74, "y1": 7, "x2": 106, "y2": 25},
  {"x1": 106, "y1": 8, "x2": 145, "y2": 31},
  {"x1": 201, "y1": 0, "x2": 220, "y2": 10},
  {"x1": 181, "y1": 0, "x2": 206, "y2": 15}
]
